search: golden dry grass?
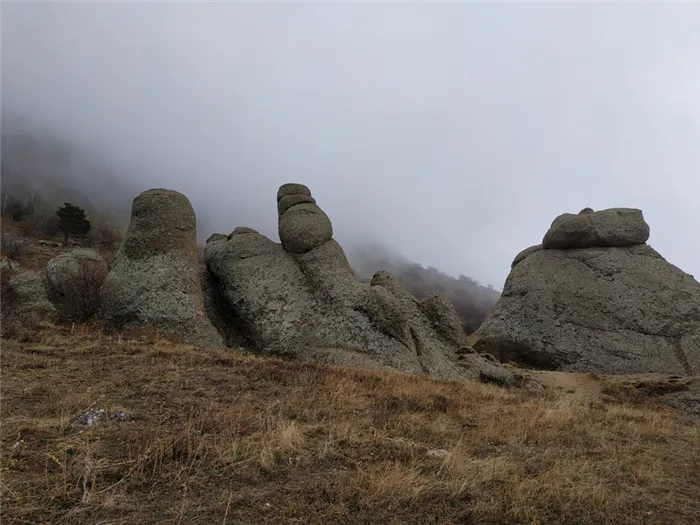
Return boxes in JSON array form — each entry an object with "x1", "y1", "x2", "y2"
[{"x1": 1, "y1": 325, "x2": 699, "y2": 524}]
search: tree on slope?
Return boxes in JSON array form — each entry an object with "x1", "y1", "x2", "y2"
[{"x1": 56, "y1": 203, "x2": 91, "y2": 246}]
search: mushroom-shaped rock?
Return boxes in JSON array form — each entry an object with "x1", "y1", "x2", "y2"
[
  {"x1": 101, "y1": 189, "x2": 223, "y2": 348},
  {"x1": 205, "y1": 183, "x2": 513, "y2": 384}
]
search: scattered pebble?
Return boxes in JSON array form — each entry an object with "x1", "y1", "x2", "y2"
[
  {"x1": 74, "y1": 407, "x2": 131, "y2": 426},
  {"x1": 426, "y1": 449, "x2": 449, "y2": 459}
]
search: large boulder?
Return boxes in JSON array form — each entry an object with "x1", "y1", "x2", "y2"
[
  {"x1": 473, "y1": 208, "x2": 700, "y2": 375},
  {"x1": 542, "y1": 207, "x2": 650, "y2": 249},
  {"x1": 101, "y1": 189, "x2": 223, "y2": 348},
  {"x1": 205, "y1": 183, "x2": 512, "y2": 384},
  {"x1": 46, "y1": 248, "x2": 109, "y2": 298},
  {"x1": 46, "y1": 249, "x2": 108, "y2": 320},
  {"x1": 6, "y1": 270, "x2": 57, "y2": 322},
  {"x1": 0, "y1": 257, "x2": 20, "y2": 274}
]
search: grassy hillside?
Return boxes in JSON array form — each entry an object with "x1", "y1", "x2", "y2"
[{"x1": 2, "y1": 325, "x2": 699, "y2": 525}]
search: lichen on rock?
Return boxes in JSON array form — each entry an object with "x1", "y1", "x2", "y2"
[
  {"x1": 205, "y1": 183, "x2": 513, "y2": 384},
  {"x1": 101, "y1": 188, "x2": 223, "y2": 348}
]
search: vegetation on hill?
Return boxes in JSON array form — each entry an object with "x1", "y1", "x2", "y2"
[
  {"x1": 56, "y1": 202, "x2": 92, "y2": 246},
  {"x1": 1, "y1": 325, "x2": 699, "y2": 524},
  {"x1": 0, "y1": 120, "x2": 133, "y2": 245}
]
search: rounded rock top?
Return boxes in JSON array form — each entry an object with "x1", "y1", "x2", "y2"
[
  {"x1": 543, "y1": 207, "x2": 650, "y2": 249},
  {"x1": 277, "y1": 183, "x2": 312, "y2": 202},
  {"x1": 121, "y1": 188, "x2": 198, "y2": 258}
]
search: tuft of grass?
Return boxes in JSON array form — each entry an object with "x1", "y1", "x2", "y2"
[{"x1": 1, "y1": 327, "x2": 699, "y2": 524}]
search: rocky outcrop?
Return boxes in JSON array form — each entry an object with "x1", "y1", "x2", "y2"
[
  {"x1": 101, "y1": 189, "x2": 223, "y2": 348},
  {"x1": 473, "y1": 208, "x2": 700, "y2": 375},
  {"x1": 45, "y1": 248, "x2": 108, "y2": 321},
  {"x1": 200, "y1": 264, "x2": 245, "y2": 348},
  {"x1": 6, "y1": 271, "x2": 57, "y2": 321},
  {"x1": 205, "y1": 183, "x2": 512, "y2": 383},
  {"x1": 46, "y1": 248, "x2": 107, "y2": 300},
  {"x1": 0, "y1": 257, "x2": 20, "y2": 274}
]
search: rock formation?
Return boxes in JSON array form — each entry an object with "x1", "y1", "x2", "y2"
[
  {"x1": 0, "y1": 257, "x2": 20, "y2": 274},
  {"x1": 473, "y1": 207, "x2": 700, "y2": 375},
  {"x1": 205, "y1": 183, "x2": 512, "y2": 384},
  {"x1": 46, "y1": 248, "x2": 108, "y2": 319},
  {"x1": 101, "y1": 189, "x2": 223, "y2": 348},
  {"x1": 5, "y1": 271, "x2": 57, "y2": 322}
]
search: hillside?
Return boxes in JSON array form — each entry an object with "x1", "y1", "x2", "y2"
[
  {"x1": 2, "y1": 325, "x2": 699, "y2": 525},
  {"x1": 1, "y1": 117, "x2": 134, "y2": 226}
]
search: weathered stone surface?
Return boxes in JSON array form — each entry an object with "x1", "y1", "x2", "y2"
[
  {"x1": 46, "y1": 249, "x2": 108, "y2": 303},
  {"x1": 277, "y1": 183, "x2": 312, "y2": 201},
  {"x1": 207, "y1": 233, "x2": 228, "y2": 244},
  {"x1": 0, "y1": 258, "x2": 20, "y2": 274},
  {"x1": 473, "y1": 243, "x2": 700, "y2": 375},
  {"x1": 420, "y1": 293, "x2": 466, "y2": 347},
  {"x1": 101, "y1": 189, "x2": 223, "y2": 348},
  {"x1": 228, "y1": 227, "x2": 259, "y2": 239},
  {"x1": 7, "y1": 271, "x2": 57, "y2": 320},
  {"x1": 278, "y1": 194, "x2": 316, "y2": 216},
  {"x1": 200, "y1": 265, "x2": 244, "y2": 348},
  {"x1": 657, "y1": 376, "x2": 700, "y2": 418},
  {"x1": 278, "y1": 203, "x2": 333, "y2": 254},
  {"x1": 512, "y1": 244, "x2": 543, "y2": 268},
  {"x1": 276, "y1": 182, "x2": 332, "y2": 254},
  {"x1": 206, "y1": 183, "x2": 512, "y2": 383},
  {"x1": 542, "y1": 208, "x2": 650, "y2": 249}
]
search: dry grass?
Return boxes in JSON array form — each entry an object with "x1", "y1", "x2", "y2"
[{"x1": 1, "y1": 326, "x2": 699, "y2": 525}]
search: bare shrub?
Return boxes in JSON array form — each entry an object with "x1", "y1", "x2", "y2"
[
  {"x1": 55, "y1": 263, "x2": 106, "y2": 322},
  {"x1": 2, "y1": 234, "x2": 27, "y2": 261}
]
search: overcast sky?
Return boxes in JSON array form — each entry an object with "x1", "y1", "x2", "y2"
[{"x1": 2, "y1": 2, "x2": 699, "y2": 287}]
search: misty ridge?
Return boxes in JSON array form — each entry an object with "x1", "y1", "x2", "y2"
[
  {"x1": 1, "y1": 115, "x2": 502, "y2": 331},
  {"x1": 1, "y1": 116, "x2": 133, "y2": 225}
]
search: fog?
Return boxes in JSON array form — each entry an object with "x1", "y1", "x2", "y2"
[{"x1": 2, "y1": 2, "x2": 699, "y2": 287}]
